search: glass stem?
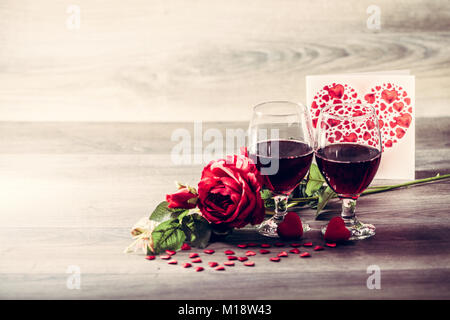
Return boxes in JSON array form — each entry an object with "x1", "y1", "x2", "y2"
[
  {"x1": 273, "y1": 195, "x2": 288, "y2": 221},
  {"x1": 341, "y1": 198, "x2": 357, "y2": 226}
]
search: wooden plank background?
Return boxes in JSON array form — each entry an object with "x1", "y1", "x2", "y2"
[{"x1": 0, "y1": 0, "x2": 449, "y2": 121}]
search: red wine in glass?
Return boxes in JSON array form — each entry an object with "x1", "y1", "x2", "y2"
[
  {"x1": 250, "y1": 139, "x2": 313, "y2": 195},
  {"x1": 315, "y1": 143, "x2": 381, "y2": 199}
]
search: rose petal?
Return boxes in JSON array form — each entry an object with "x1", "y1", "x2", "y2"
[
  {"x1": 259, "y1": 249, "x2": 270, "y2": 254},
  {"x1": 244, "y1": 261, "x2": 255, "y2": 267},
  {"x1": 183, "y1": 263, "x2": 192, "y2": 268},
  {"x1": 224, "y1": 261, "x2": 235, "y2": 267},
  {"x1": 195, "y1": 267, "x2": 204, "y2": 272},
  {"x1": 145, "y1": 255, "x2": 155, "y2": 260},
  {"x1": 237, "y1": 256, "x2": 248, "y2": 262},
  {"x1": 208, "y1": 262, "x2": 219, "y2": 267},
  {"x1": 203, "y1": 249, "x2": 215, "y2": 254},
  {"x1": 224, "y1": 250, "x2": 235, "y2": 255},
  {"x1": 277, "y1": 251, "x2": 288, "y2": 257},
  {"x1": 245, "y1": 250, "x2": 257, "y2": 256},
  {"x1": 289, "y1": 248, "x2": 301, "y2": 254},
  {"x1": 303, "y1": 242, "x2": 313, "y2": 247},
  {"x1": 189, "y1": 253, "x2": 199, "y2": 258},
  {"x1": 314, "y1": 245, "x2": 324, "y2": 251}
]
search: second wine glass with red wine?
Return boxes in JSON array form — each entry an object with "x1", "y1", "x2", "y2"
[
  {"x1": 248, "y1": 101, "x2": 314, "y2": 237},
  {"x1": 315, "y1": 103, "x2": 382, "y2": 240}
]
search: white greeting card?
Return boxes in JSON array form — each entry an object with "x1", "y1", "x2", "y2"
[{"x1": 306, "y1": 72, "x2": 415, "y2": 180}]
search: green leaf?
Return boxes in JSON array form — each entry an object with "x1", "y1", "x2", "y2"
[
  {"x1": 305, "y1": 164, "x2": 325, "y2": 196},
  {"x1": 315, "y1": 186, "x2": 336, "y2": 219},
  {"x1": 149, "y1": 201, "x2": 188, "y2": 223},
  {"x1": 260, "y1": 189, "x2": 273, "y2": 200},
  {"x1": 151, "y1": 218, "x2": 186, "y2": 254},
  {"x1": 181, "y1": 213, "x2": 211, "y2": 249}
]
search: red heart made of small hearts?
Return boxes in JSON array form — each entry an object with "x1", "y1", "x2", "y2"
[
  {"x1": 311, "y1": 82, "x2": 413, "y2": 149},
  {"x1": 276, "y1": 212, "x2": 303, "y2": 240},
  {"x1": 324, "y1": 217, "x2": 351, "y2": 242}
]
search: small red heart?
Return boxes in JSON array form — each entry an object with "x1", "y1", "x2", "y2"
[
  {"x1": 394, "y1": 113, "x2": 412, "y2": 128},
  {"x1": 261, "y1": 243, "x2": 271, "y2": 248},
  {"x1": 244, "y1": 261, "x2": 255, "y2": 267},
  {"x1": 276, "y1": 212, "x2": 303, "y2": 240},
  {"x1": 191, "y1": 257, "x2": 202, "y2": 263},
  {"x1": 224, "y1": 250, "x2": 235, "y2": 255},
  {"x1": 227, "y1": 256, "x2": 238, "y2": 260},
  {"x1": 393, "y1": 102, "x2": 404, "y2": 112},
  {"x1": 215, "y1": 266, "x2": 225, "y2": 271},
  {"x1": 381, "y1": 89, "x2": 398, "y2": 104},
  {"x1": 189, "y1": 253, "x2": 199, "y2": 258},
  {"x1": 145, "y1": 255, "x2": 155, "y2": 260},
  {"x1": 224, "y1": 261, "x2": 235, "y2": 267},
  {"x1": 237, "y1": 256, "x2": 248, "y2": 262},
  {"x1": 183, "y1": 263, "x2": 192, "y2": 268},
  {"x1": 259, "y1": 249, "x2": 270, "y2": 254},
  {"x1": 168, "y1": 259, "x2": 177, "y2": 265},
  {"x1": 277, "y1": 251, "x2": 288, "y2": 258},
  {"x1": 245, "y1": 250, "x2": 257, "y2": 256},
  {"x1": 289, "y1": 248, "x2": 300, "y2": 254},
  {"x1": 181, "y1": 243, "x2": 191, "y2": 251},
  {"x1": 327, "y1": 84, "x2": 344, "y2": 99},
  {"x1": 269, "y1": 257, "x2": 280, "y2": 262},
  {"x1": 299, "y1": 252, "x2": 311, "y2": 258},
  {"x1": 165, "y1": 250, "x2": 176, "y2": 256},
  {"x1": 203, "y1": 249, "x2": 215, "y2": 254},
  {"x1": 324, "y1": 217, "x2": 351, "y2": 242},
  {"x1": 208, "y1": 262, "x2": 218, "y2": 267},
  {"x1": 195, "y1": 267, "x2": 204, "y2": 272},
  {"x1": 237, "y1": 244, "x2": 247, "y2": 248}
]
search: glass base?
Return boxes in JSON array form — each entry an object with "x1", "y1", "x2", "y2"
[
  {"x1": 321, "y1": 218, "x2": 375, "y2": 241},
  {"x1": 258, "y1": 216, "x2": 311, "y2": 238}
]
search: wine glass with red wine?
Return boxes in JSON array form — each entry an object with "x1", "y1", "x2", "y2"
[
  {"x1": 315, "y1": 103, "x2": 382, "y2": 240},
  {"x1": 248, "y1": 101, "x2": 314, "y2": 237}
]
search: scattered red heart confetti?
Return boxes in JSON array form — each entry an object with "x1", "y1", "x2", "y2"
[
  {"x1": 224, "y1": 261, "x2": 235, "y2": 267},
  {"x1": 160, "y1": 255, "x2": 171, "y2": 260},
  {"x1": 227, "y1": 256, "x2": 238, "y2": 260},
  {"x1": 300, "y1": 252, "x2": 311, "y2": 258},
  {"x1": 277, "y1": 251, "x2": 288, "y2": 258},
  {"x1": 189, "y1": 253, "x2": 199, "y2": 258},
  {"x1": 289, "y1": 248, "x2": 301, "y2": 254},
  {"x1": 224, "y1": 250, "x2": 235, "y2": 255},
  {"x1": 261, "y1": 243, "x2": 271, "y2": 248},
  {"x1": 181, "y1": 243, "x2": 191, "y2": 251},
  {"x1": 168, "y1": 259, "x2": 178, "y2": 264},
  {"x1": 274, "y1": 242, "x2": 285, "y2": 247},
  {"x1": 290, "y1": 243, "x2": 302, "y2": 247},
  {"x1": 203, "y1": 249, "x2": 215, "y2": 254},
  {"x1": 237, "y1": 244, "x2": 247, "y2": 248},
  {"x1": 191, "y1": 257, "x2": 202, "y2": 263},
  {"x1": 195, "y1": 267, "x2": 204, "y2": 272},
  {"x1": 215, "y1": 266, "x2": 225, "y2": 271},
  {"x1": 270, "y1": 257, "x2": 281, "y2": 262},
  {"x1": 259, "y1": 249, "x2": 270, "y2": 254},
  {"x1": 277, "y1": 212, "x2": 304, "y2": 239},
  {"x1": 165, "y1": 250, "x2": 176, "y2": 256},
  {"x1": 183, "y1": 263, "x2": 192, "y2": 268},
  {"x1": 303, "y1": 242, "x2": 313, "y2": 247},
  {"x1": 247, "y1": 243, "x2": 258, "y2": 247},
  {"x1": 326, "y1": 243, "x2": 337, "y2": 248},
  {"x1": 208, "y1": 262, "x2": 218, "y2": 267},
  {"x1": 245, "y1": 251, "x2": 257, "y2": 256},
  {"x1": 314, "y1": 245, "x2": 324, "y2": 251},
  {"x1": 324, "y1": 217, "x2": 351, "y2": 242},
  {"x1": 244, "y1": 261, "x2": 255, "y2": 267},
  {"x1": 237, "y1": 256, "x2": 248, "y2": 262},
  {"x1": 145, "y1": 255, "x2": 155, "y2": 260}
]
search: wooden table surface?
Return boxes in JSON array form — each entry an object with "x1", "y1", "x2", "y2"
[{"x1": 0, "y1": 118, "x2": 449, "y2": 299}]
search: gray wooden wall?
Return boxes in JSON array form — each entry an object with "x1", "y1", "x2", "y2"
[{"x1": 0, "y1": 0, "x2": 449, "y2": 122}]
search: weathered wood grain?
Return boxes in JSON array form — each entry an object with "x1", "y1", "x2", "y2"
[
  {"x1": 0, "y1": 1, "x2": 449, "y2": 121},
  {"x1": 0, "y1": 119, "x2": 449, "y2": 299}
]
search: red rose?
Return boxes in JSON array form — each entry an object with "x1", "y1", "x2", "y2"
[
  {"x1": 197, "y1": 154, "x2": 265, "y2": 229},
  {"x1": 166, "y1": 187, "x2": 198, "y2": 209}
]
